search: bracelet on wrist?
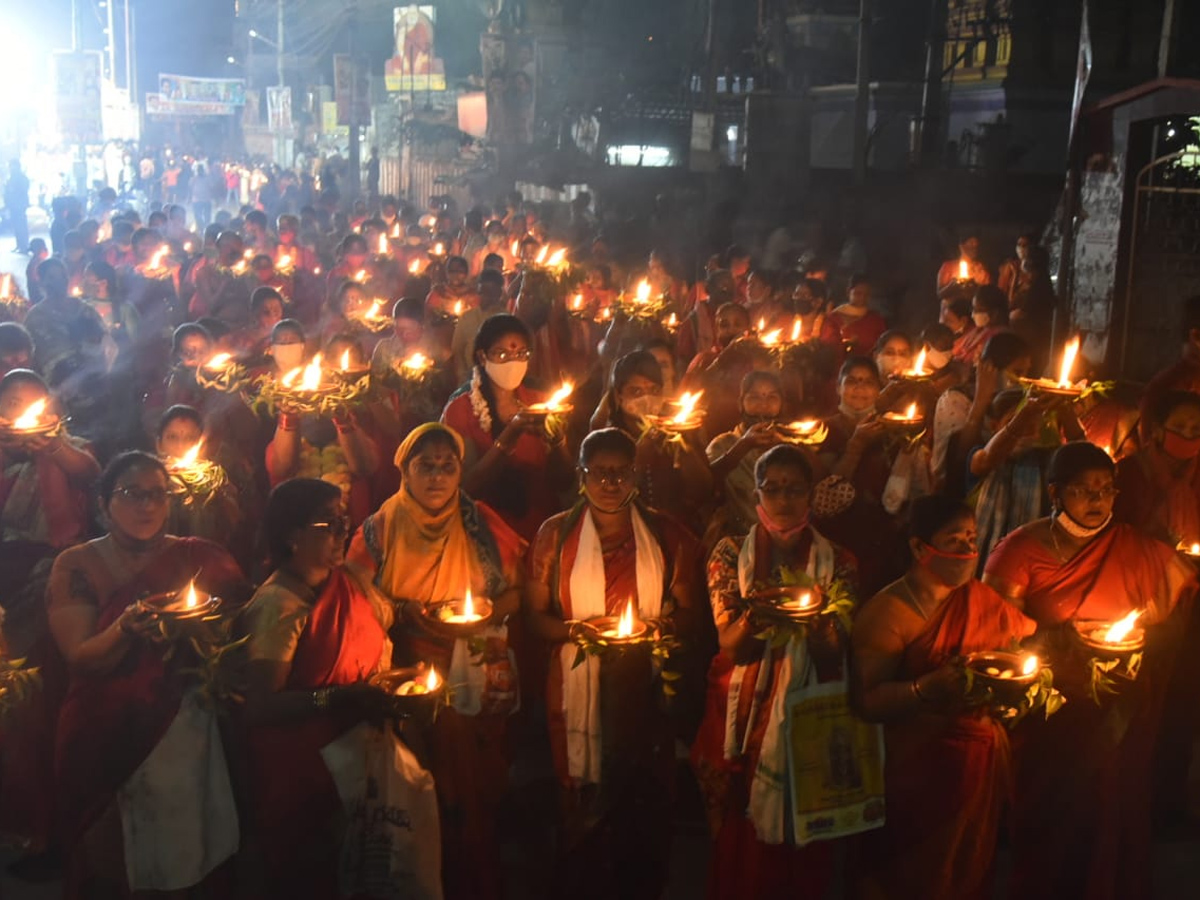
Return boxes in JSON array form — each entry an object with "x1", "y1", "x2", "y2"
[{"x1": 278, "y1": 412, "x2": 300, "y2": 432}]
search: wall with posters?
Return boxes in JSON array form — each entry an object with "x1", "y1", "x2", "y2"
[{"x1": 385, "y1": 6, "x2": 446, "y2": 92}]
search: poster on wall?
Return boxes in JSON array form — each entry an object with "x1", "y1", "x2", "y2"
[
  {"x1": 53, "y1": 51, "x2": 103, "y2": 143},
  {"x1": 385, "y1": 6, "x2": 446, "y2": 92},
  {"x1": 267, "y1": 86, "x2": 293, "y2": 133},
  {"x1": 479, "y1": 34, "x2": 536, "y2": 146},
  {"x1": 334, "y1": 55, "x2": 371, "y2": 126},
  {"x1": 157, "y1": 74, "x2": 246, "y2": 107}
]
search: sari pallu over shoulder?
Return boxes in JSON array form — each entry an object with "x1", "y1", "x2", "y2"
[{"x1": 54, "y1": 537, "x2": 245, "y2": 845}]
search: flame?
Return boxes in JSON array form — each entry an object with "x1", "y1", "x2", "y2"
[
  {"x1": 391, "y1": 223, "x2": 401, "y2": 238},
  {"x1": 377, "y1": 234, "x2": 388, "y2": 255},
  {"x1": 1022, "y1": 655, "x2": 1039, "y2": 677},
  {"x1": 408, "y1": 259, "x2": 422, "y2": 274},
  {"x1": 666, "y1": 312, "x2": 678, "y2": 329},
  {"x1": 277, "y1": 253, "x2": 292, "y2": 269},
  {"x1": 510, "y1": 240, "x2": 520, "y2": 258},
  {"x1": 12, "y1": 398, "x2": 47, "y2": 430},
  {"x1": 958, "y1": 259, "x2": 969, "y2": 280},
  {"x1": 911, "y1": 346, "x2": 929, "y2": 375},
  {"x1": 433, "y1": 242, "x2": 445, "y2": 255},
  {"x1": 761, "y1": 328, "x2": 783, "y2": 346},
  {"x1": 401, "y1": 351, "x2": 431, "y2": 373},
  {"x1": 1101, "y1": 444, "x2": 1113, "y2": 458},
  {"x1": 463, "y1": 589, "x2": 475, "y2": 620},
  {"x1": 283, "y1": 353, "x2": 324, "y2": 391},
  {"x1": 617, "y1": 599, "x2": 636, "y2": 638},
  {"x1": 184, "y1": 581, "x2": 199, "y2": 609},
  {"x1": 1192, "y1": 543, "x2": 1200, "y2": 555},
  {"x1": 790, "y1": 317, "x2": 803, "y2": 342},
  {"x1": 425, "y1": 667, "x2": 440, "y2": 691},
  {"x1": 232, "y1": 260, "x2": 247, "y2": 275},
  {"x1": 600, "y1": 306, "x2": 612, "y2": 320},
  {"x1": 545, "y1": 381, "x2": 574, "y2": 410},
  {"x1": 672, "y1": 391, "x2": 703, "y2": 425},
  {"x1": 70, "y1": 286, "x2": 83, "y2": 297},
  {"x1": 204, "y1": 352, "x2": 233, "y2": 370},
  {"x1": 797, "y1": 591, "x2": 813, "y2": 608},
  {"x1": 365, "y1": 299, "x2": 386, "y2": 321},
  {"x1": 243, "y1": 249, "x2": 254, "y2": 260},
  {"x1": 791, "y1": 419, "x2": 819, "y2": 434},
  {"x1": 757, "y1": 317, "x2": 766, "y2": 333},
  {"x1": 533, "y1": 245, "x2": 547, "y2": 265},
  {"x1": 547, "y1": 248, "x2": 566, "y2": 267},
  {"x1": 452, "y1": 300, "x2": 464, "y2": 317},
  {"x1": 0, "y1": 274, "x2": 11, "y2": 297},
  {"x1": 903, "y1": 402, "x2": 919, "y2": 421},
  {"x1": 313, "y1": 266, "x2": 322, "y2": 275},
  {"x1": 1104, "y1": 610, "x2": 1142, "y2": 644},
  {"x1": 149, "y1": 246, "x2": 169, "y2": 270},
  {"x1": 1057, "y1": 336, "x2": 1080, "y2": 388},
  {"x1": 635, "y1": 280, "x2": 652, "y2": 304},
  {"x1": 571, "y1": 293, "x2": 583, "y2": 311},
  {"x1": 176, "y1": 440, "x2": 204, "y2": 468},
  {"x1": 340, "y1": 349, "x2": 352, "y2": 372}
]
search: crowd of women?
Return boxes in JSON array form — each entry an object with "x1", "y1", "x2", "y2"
[{"x1": 0, "y1": 189, "x2": 1196, "y2": 900}]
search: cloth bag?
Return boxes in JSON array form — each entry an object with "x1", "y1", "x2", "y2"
[
  {"x1": 322, "y1": 723, "x2": 443, "y2": 900},
  {"x1": 785, "y1": 679, "x2": 886, "y2": 846}
]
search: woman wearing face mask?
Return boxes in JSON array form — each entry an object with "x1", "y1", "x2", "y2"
[
  {"x1": 850, "y1": 496, "x2": 1035, "y2": 900},
  {"x1": 1114, "y1": 390, "x2": 1200, "y2": 544},
  {"x1": 873, "y1": 330, "x2": 913, "y2": 380},
  {"x1": 47, "y1": 451, "x2": 250, "y2": 898},
  {"x1": 969, "y1": 389, "x2": 1083, "y2": 571},
  {"x1": 527, "y1": 428, "x2": 701, "y2": 900},
  {"x1": 345, "y1": 424, "x2": 526, "y2": 900},
  {"x1": 953, "y1": 285, "x2": 1009, "y2": 366},
  {"x1": 984, "y1": 442, "x2": 1196, "y2": 900},
  {"x1": 441, "y1": 314, "x2": 573, "y2": 541},
  {"x1": 592, "y1": 350, "x2": 714, "y2": 528},
  {"x1": 691, "y1": 445, "x2": 858, "y2": 900}
]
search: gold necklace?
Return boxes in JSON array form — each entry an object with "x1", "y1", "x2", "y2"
[{"x1": 899, "y1": 575, "x2": 930, "y2": 620}]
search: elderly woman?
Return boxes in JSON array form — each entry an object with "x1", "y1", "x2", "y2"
[
  {"x1": 851, "y1": 496, "x2": 1035, "y2": 900},
  {"x1": 692, "y1": 444, "x2": 859, "y2": 900},
  {"x1": 441, "y1": 313, "x2": 573, "y2": 541},
  {"x1": 346, "y1": 423, "x2": 525, "y2": 900},
  {"x1": 984, "y1": 442, "x2": 1196, "y2": 900},
  {"x1": 241, "y1": 477, "x2": 423, "y2": 899},
  {"x1": 592, "y1": 349, "x2": 713, "y2": 527},
  {"x1": 47, "y1": 451, "x2": 249, "y2": 898},
  {"x1": 527, "y1": 427, "x2": 701, "y2": 900}
]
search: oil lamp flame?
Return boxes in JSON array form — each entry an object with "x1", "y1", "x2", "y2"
[
  {"x1": 401, "y1": 351, "x2": 431, "y2": 373},
  {"x1": 408, "y1": 259, "x2": 422, "y2": 274},
  {"x1": 353, "y1": 269, "x2": 367, "y2": 282},
  {"x1": 340, "y1": 349, "x2": 352, "y2": 372},
  {"x1": 911, "y1": 346, "x2": 929, "y2": 375},
  {"x1": 617, "y1": 600, "x2": 636, "y2": 638},
  {"x1": 790, "y1": 317, "x2": 803, "y2": 342},
  {"x1": 425, "y1": 668, "x2": 440, "y2": 691},
  {"x1": 1057, "y1": 336, "x2": 1080, "y2": 388},
  {"x1": 795, "y1": 591, "x2": 813, "y2": 609},
  {"x1": 761, "y1": 328, "x2": 783, "y2": 346},
  {"x1": 666, "y1": 312, "x2": 678, "y2": 328},
  {"x1": 177, "y1": 441, "x2": 203, "y2": 468},
  {"x1": 545, "y1": 381, "x2": 574, "y2": 410},
  {"x1": 903, "y1": 402, "x2": 919, "y2": 421},
  {"x1": 0, "y1": 274, "x2": 11, "y2": 298},
  {"x1": 571, "y1": 293, "x2": 583, "y2": 311},
  {"x1": 183, "y1": 581, "x2": 199, "y2": 609},
  {"x1": 535, "y1": 245, "x2": 548, "y2": 265},
  {"x1": 547, "y1": 248, "x2": 566, "y2": 267},
  {"x1": 958, "y1": 259, "x2": 969, "y2": 280},
  {"x1": 1022, "y1": 655, "x2": 1039, "y2": 676},
  {"x1": 1104, "y1": 610, "x2": 1142, "y2": 644},
  {"x1": 283, "y1": 354, "x2": 324, "y2": 391},
  {"x1": 463, "y1": 589, "x2": 475, "y2": 620},
  {"x1": 452, "y1": 300, "x2": 464, "y2": 317},
  {"x1": 377, "y1": 234, "x2": 388, "y2": 255},
  {"x1": 635, "y1": 280, "x2": 651, "y2": 304},
  {"x1": 149, "y1": 246, "x2": 169, "y2": 270},
  {"x1": 13, "y1": 399, "x2": 47, "y2": 430},
  {"x1": 204, "y1": 352, "x2": 233, "y2": 371},
  {"x1": 1191, "y1": 543, "x2": 1200, "y2": 556},
  {"x1": 277, "y1": 253, "x2": 292, "y2": 269},
  {"x1": 672, "y1": 391, "x2": 703, "y2": 425},
  {"x1": 433, "y1": 242, "x2": 445, "y2": 256},
  {"x1": 365, "y1": 299, "x2": 386, "y2": 321}
]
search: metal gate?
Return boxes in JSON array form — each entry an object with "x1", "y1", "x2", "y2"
[{"x1": 1120, "y1": 150, "x2": 1200, "y2": 381}]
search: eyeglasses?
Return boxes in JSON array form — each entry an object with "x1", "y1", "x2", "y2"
[
  {"x1": 113, "y1": 486, "x2": 171, "y2": 506},
  {"x1": 1062, "y1": 485, "x2": 1119, "y2": 502},
  {"x1": 756, "y1": 485, "x2": 809, "y2": 499},
  {"x1": 485, "y1": 348, "x2": 531, "y2": 363},
  {"x1": 582, "y1": 466, "x2": 635, "y2": 487},
  {"x1": 309, "y1": 515, "x2": 350, "y2": 537},
  {"x1": 411, "y1": 459, "x2": 460, "y2": 478}
]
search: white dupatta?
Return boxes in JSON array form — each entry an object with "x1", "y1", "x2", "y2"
[{"x1": 561, "y1": 506, "x2": 664, "y2": 785}]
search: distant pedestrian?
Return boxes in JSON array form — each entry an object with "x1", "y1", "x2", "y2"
[{"x1": 4, "y1": 160, "x2": 30, "y2": 254}]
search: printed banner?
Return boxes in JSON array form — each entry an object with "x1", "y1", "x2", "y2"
[
  {"x1": 53, "y1": 51, "x2": 103, "y2": 144},
  {"x1": 385, "y1": 6, "x2": 446, "y2": 92},
  {"x1": 146, "y1": 94, "x2": 237, "y2": 117},
  {"x1": 157, "y1": 73, "x2": 246, "y2": 107},
  {"x1": 479, "y1": 33, "x2": 536, "y2": 145},
  {"x1": 334, "y1": 55, "x2": 371, "y2": 126},
  {"x1": 266, "y1": 85, "x2": 293, "y2": 133}
]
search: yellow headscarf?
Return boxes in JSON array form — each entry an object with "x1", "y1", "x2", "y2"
[{"x1": 373, "y1": 423, "x2": 486, "y2": 604}]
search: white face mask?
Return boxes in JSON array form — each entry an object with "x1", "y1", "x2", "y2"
[
  {"x1": 972, "y1": 312, "x2": 991, "y2": 328},
  {"x1": 272, "y1": 343, "x2": 305, "y2": 371},
  {"x1": 925, "y1": 348, "x2": 952, "y2": 371},
  {"x1": 484, "y1": 359, "x2": 527, "y2": 391},
  {"x1": 621, "y1": 395, "x2": 661, "y2": 420}
]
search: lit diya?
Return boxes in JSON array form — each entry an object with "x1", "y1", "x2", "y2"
[
  {"x1": 1019, "y1": 335, "x2": 1087, "y2": 397},
  {"x1": 426, "y1": 589, "x2": 494, "y2": 637},
  {"x1": 568, "y1": 293, "x2": 588, "y2": 317},
  {"x1": 1074, "y1": 609, "x2": 1145, "y2": 656},
  {"x1": 407, "y1": 259, "x2": 424, "y2": 276},
  {"x1": 746, "y1": 585, "x2": 827, "y2": 623},
  {"x1": 0, "y1": 398, "x2": 61, "y2": 439},
  {"x1": 957, "y1": 258, "x2": 971, "y2": 281},
  {"x1": 647, "y1": 390, "x2": 705, "y2": 433},
  {"x1": 965, "y1": 651, "x2": 1041, "y2": 691},
  {"x1": 615, "y1": 279, "x2": 665, "y2": 320},
  {"x1": 275, "y1": 252, "x2": 295, "y2": 276},
  {"x1": 1177, "y1": 540, "x2": 1200, "y2": 559},
  {"x1": 395, "y1": 351, "x2": 435, "y2": 381},
  {"x1": 371, "y1": 665, "x2": 444, "y2": 703},
  {"x1": 140, "y1": 245, "x2": 173, "y2": 279},
  {"x1": 376, "y1": 233, "x2": 390, "y2": 257},
  {"x1": 663, "y1": 312, "x2": 679, "y2": 332},
  {"x1": 524, "y1": 381, "x2": 574, "y2": 416},
  {"x1": 881, "y1": 402, "x2": 925, "y2": 428},
  {"x1": 334, "y1": 348, "x2": 369, "y2": 382},
  {"x1": 139, "y1": 579, "x2": 222, "y2": 620},
  {"x1": 774, "y1": 419, "x2": 829, "y2": 445},
  {"x1": 583, "y1": 599, "x2": 649, "y2": 643},
  {"x1": 352, "y1": 268, "x2": 369, "y2": 284},
  {"x1": 195, "y1": 352, "x2": 248, "y2": 393},
  {"x1": 0, "y1": 273, "x2": 17, "y2": 301},
  {"x1": 898, "y1": 346, "x2": 934, "y2": 382},
  {"x1": 349, "y1": 298, "x2": 392, "y2": 334}
]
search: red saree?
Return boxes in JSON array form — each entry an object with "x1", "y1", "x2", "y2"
[
  {"x1": 851, "y1": 582, "x2": 1035, "y2": 900},
  {"x1": 53, "y1": 538, "x2": 245, "y2": 889},
  {"x1": 984, "y1": 523, "x2": 1195, "y2": 900},
  {"x1": 244, "y1": 567, "x2": 388, "y2": 899}
]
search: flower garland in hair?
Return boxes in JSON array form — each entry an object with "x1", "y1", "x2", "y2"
[{"x1": 469, "y1": 365, "x2": 493, "y2": 435}]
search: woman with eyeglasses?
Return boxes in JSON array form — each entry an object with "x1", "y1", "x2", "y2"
[
  {"x1": 441, "y1": 313, "x2": 573, "y2": 541},
  {"x1": 241, "y1": 476, "x2": 409, "y2": 898},
  {"x1": 850, "y1": 496, "x2": 1034, "y2": 900},
  {"x1": 590, "y1": 349, "x2": 714, "y2": 528},
  {"x1": 46, "y1": 450, "x2": 249, "y2": 898},
  {"x1": 345, "y1": 422, "x2": 526, "y2": 900},
  {"x1": 983, "y1": 442, "x2": 1196, "y2": 900},
  {"x1": 691, "y1": 444, "x2": 858, "y2": 900},
  {"x1": 526, "y1": 427, "x2": 701, "y2": 900}
]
